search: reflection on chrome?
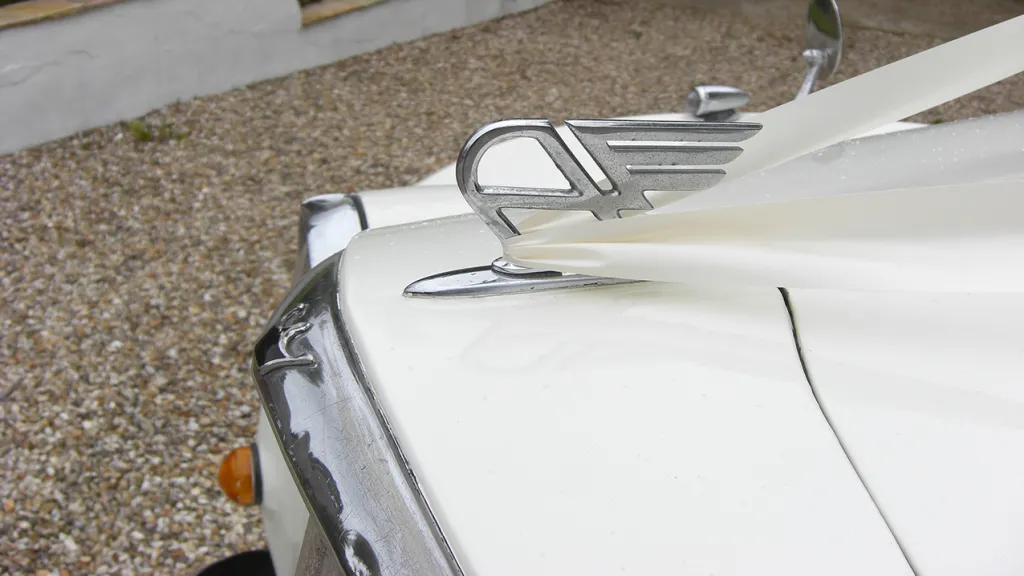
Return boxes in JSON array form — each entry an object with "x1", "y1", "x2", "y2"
[{"x1": 253, "y1": 253, "x2": 463, "y2": 576}]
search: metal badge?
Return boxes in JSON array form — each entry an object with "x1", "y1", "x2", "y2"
[
  {"x1": 257, "y1": 303, "x2": 316, "y2": 376},
  {"x1": 457, "y1": 118, "x2": 762, "y2": 240}
]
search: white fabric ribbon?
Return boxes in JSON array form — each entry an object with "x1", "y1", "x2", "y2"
[
  {"x1": 506, "y1": 179, "x2": 1024, "y2": 292},
  {"x1": 504, "y1": 16, "x2": 1024, "y2": 291},
  {"x1": 686, "y1": 14, "x2": 1024, "y2": 191}
]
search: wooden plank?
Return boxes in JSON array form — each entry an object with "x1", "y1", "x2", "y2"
[
  {"x1": 300, "y1": 0, "x2": 386, "y2": 27},
  {"x1": 0, "y1": 0, "x2": 128, "y2": 31}
]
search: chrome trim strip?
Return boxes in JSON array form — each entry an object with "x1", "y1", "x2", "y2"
[
  {"x1": 606, "y1": 141, "x2": 745, "y2": 165},
  {"x1": 565, "y1": 118, "x2": 762, "y2": 141},
  {"x1": 253, "y1": 253, "x2": 463, "y2": 576}
]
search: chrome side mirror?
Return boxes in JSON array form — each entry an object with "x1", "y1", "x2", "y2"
[
  {"x1": 686, "y1": 0, "x2": 842, "y2": 118},
  {"x1": 685, "y1": 85, "x2": 750, "y2": 121},
  {"x1": 797, "y1": 0, "x2": 843, "y2": 98}
]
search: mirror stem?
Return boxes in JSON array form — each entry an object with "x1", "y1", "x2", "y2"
[{"x1": 797, "y1": 48, "x2": 828, "y2": 99}]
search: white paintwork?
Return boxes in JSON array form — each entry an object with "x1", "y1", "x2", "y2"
[
  {"x1": 358, "y1": 185, "x2": 470, "y2": 229},
  {"x1": 0, "y1": 0, "x2": 548, "y2": 154},
  {"x1": 258, "y1": 113, "x2": 928, "y2": 570},
  {"x1": 786, "y1": 290, "x2": 1024, "y2": 576},
  {"x1": 256, "y1": 408, "x2": 309, "y2": 576},
  {"x1": 338, "y1": 214, "x2": 913, "y2": 575},
  {"x1": 254, "y1": 113, "x2": 925, "y2": 573}
]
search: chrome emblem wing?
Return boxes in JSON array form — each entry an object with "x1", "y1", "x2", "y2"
[{"x1": 457, "y1": 118, "x2": 763, "y2": 240}]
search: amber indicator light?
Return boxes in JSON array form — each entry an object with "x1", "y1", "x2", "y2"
[{"x1": 219, "y1": 445, "x2": 260, "y2": 506}]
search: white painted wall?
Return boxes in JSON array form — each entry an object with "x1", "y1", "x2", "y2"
[{"x1": 0, "y1": 0, "x2": 549, "y2": 154}]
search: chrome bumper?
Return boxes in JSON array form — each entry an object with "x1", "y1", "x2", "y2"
[{"x1": 252, "y1": 253, "x2": 462, "y2": 575}]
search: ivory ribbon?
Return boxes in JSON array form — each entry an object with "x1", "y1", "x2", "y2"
[
  {"x1": 503, "y1": 16, "x2": 1024, "y2": 290},
  {"x1": 510, "y1": 15, "x2": 1024, "y2": 234},
  {"x1": 682, "y1": 14, "x2": 1024, "y2": 193},
  {"x1": 659, "y1": 108, "x2": 1024, "y2": 215},
  {"x1": 505, "y1": 180, "x2": 1024, "y2": 292}
]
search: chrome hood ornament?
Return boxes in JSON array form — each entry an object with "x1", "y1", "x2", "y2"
[
  {"x1": 458, "y1": 118, "x2": 761, "y2": 241},
  {"x1": 404, "y1": 117, "x2": 762, "y2": 298}
]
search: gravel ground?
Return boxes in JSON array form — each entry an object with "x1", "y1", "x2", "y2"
[{"x1": 2, "y1": 0, "x2": 1023, "y2": 573}]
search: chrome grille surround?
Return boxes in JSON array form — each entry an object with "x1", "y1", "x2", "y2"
[{"x1": 252, "y1": 252, "x2": 463, "y2": 576}]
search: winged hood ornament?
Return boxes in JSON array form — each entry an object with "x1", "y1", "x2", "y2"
[
  {"x1": 405, "y1": 116, "x2": 761, "y2": 298},
  {"x1": 457, "y1": 118, "x2": 762, "y2": 240}
]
